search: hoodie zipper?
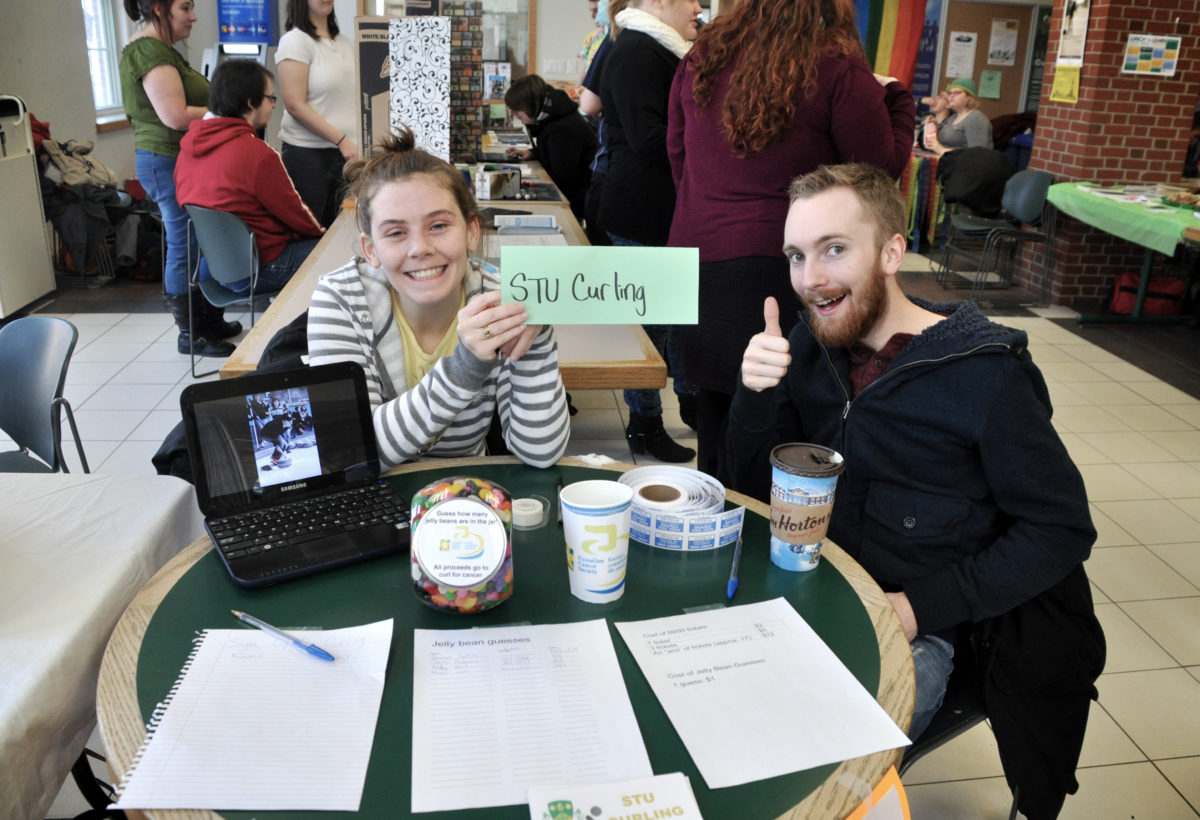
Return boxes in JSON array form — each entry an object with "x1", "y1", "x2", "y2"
[{"x1": 819, "y1": 340, "x2": 1014, "y2": 452}]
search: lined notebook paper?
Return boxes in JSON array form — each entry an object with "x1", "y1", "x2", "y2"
[{"x1": 114, "y1": 619, "x2": 393, "y2": 811}]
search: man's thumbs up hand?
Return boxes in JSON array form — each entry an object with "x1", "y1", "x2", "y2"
[{"x1": 741, "y1": 297, "x2": 791, "y2": 392}]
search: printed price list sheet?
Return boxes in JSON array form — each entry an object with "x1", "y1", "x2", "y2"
[
  {"x1": 411, "y1": 619, "x2": 652, "y2": 813},
  {"x1": 614, "y1": 598, "x2": 910, "y2": 788}
]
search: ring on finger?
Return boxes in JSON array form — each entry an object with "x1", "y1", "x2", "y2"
[{"x1": 482, "y1": 326, "x2": 493, "y2": 339}]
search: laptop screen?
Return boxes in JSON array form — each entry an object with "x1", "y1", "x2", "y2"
[{"x1": 181, "y1": 362, "x2": 381, "y2": 516}]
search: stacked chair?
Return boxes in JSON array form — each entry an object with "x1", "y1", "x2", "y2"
[{"x1": 936, "y1": 169, "x2": 1055, "y2": 300}]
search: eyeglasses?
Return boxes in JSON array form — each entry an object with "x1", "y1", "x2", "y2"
[
  {"x1": 947, "y1": 89, "x2": 966, "y2": 96},
  {"x1": 264, "y1": 94, "x2": 277, "y2": 103}
]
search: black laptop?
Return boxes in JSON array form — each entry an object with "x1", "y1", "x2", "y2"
[{"x1": 180, "y1": 362, "x2": 410, "y2": 588}]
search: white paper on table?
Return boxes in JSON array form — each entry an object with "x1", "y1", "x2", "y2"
[
  {"x1": 614, "y1": 598, "x2": 910, "y2": 789},
  {"x1": 412, "y1": 619, "x2": 652, "y2": 813},
  {"x1": 114, "y1": 619, "x2": 394, "y2": 811}
]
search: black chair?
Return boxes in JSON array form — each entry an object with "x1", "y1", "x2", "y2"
[
  {"x1": 900, "y1": 652, "x2": 1019, "y2": 820},
  {"x1": 0, "y1": 316, "x2": 89, "y2": 473},
  {"x1": 184, "y1": 204, "x2": 283, "y2": 378},
  {"x1": 936, "y1": 169, "x2": 1055, "y2": 299}
]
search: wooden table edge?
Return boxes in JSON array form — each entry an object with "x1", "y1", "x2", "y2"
[{"x1": 96, "y1": 456, "x2": 913, "y2": 820}]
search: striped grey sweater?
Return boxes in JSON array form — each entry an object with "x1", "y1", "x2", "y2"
[{"x1": 307, "y1": 257, "x2": 570, "y2": 469}]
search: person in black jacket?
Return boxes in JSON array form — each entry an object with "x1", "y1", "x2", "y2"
[
  {"x1": 730, "y1": 163, "x2": 1097, "y2": 745},
  {"x1": 595, "y1": 0, "x2": 702, "y2": 463},
  {"x1": 505, "y1": 75, "x2": 597, "y2": 221}
]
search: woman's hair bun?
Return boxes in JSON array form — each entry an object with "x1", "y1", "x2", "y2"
[{"x1": 343, "y1": 125, "x2": 417, "y2": 186}]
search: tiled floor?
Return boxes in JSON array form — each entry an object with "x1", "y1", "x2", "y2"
[{"x1": 22, "y1": 254, "x2": 1200, "y2": 818}]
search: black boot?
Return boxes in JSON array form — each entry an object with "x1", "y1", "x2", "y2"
[
  {"x1": 163, "y1": 293, "x2": 237, "y2": 358},
  {"x1": 626, "y1": 412, "x2": 695, "y2": 463},
  {"x1": 678, "y1": 394, "x2": 698, "y2": 432},
  {"x1": 197, "y1": 300, "x2": 243, "y2": 340}
]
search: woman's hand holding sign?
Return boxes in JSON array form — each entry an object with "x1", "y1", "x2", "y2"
[
  {"x1": 741, "y1": 297, "x2": 791, "y2": 392},
  {"x1": 459, "y1": 291, "x2": 540, "y2": 362}
]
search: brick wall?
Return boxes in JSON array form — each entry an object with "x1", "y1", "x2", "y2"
[{"x1": 1013, "y1": 0, "x2": 1200, "y2": 310}]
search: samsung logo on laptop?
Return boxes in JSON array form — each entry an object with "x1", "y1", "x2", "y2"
[{"x1": 280, "y1": 482, "x2": 308, "y2": 492}]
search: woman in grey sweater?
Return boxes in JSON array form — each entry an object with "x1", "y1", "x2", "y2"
[
  {"x1": 307, "y1": 128, "x2": 570, "y2": 469},
  {"x1": 924, "y1": 77, "x2": 993, "y2": 155}
]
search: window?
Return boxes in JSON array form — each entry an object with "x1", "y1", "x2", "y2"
[{"x1": 81, "y1": 0, "x2": 127, "y2": 117}]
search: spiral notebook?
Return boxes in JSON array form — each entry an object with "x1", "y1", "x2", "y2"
[{"x1": 114, "y1": 619, "x2": 394, "y2": 811}]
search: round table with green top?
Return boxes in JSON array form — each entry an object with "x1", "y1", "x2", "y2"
[{"x1": 97, "y1": 457, "x2": 914, "y2": 820}]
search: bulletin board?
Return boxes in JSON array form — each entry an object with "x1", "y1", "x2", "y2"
[{"x1": 940, "y1": 1, "x2": 1034, "y2": 117}]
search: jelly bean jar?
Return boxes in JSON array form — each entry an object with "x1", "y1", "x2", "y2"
[{"x1": 410, "y1": 476, "x2": 513, "y2": 614}]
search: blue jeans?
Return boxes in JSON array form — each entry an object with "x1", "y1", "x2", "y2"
[
  {"x1": 136, "y1": 149, "x2": 189, "y2": 295},
  {"x1": 221, "y1": 237, "x2": 320, "y2": 295},
  {"x1": 909, "y1": 634, "x2": 956, "y2": 741},
  {"x1": 607, "y1": 232, "x2": 696, "y2": 417}
]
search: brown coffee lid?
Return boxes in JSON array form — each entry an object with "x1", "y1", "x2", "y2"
[{"x1": 770, "y1": 443, "x2": 845, "y2": 478}]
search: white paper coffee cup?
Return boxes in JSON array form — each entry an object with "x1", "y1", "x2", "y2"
[{"x1": 560, "y1": 480, "x2": 634, "y2": 603}]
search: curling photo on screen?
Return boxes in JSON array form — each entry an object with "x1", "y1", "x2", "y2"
[{"x1": 246, "y1": 389, "x2": 323, "y2": 488}]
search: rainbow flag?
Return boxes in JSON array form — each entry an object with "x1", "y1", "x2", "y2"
[{"x1": 857, "y1": 0, "x2": 927, "y2": 87}]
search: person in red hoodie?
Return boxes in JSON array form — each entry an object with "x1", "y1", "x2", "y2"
[{"x1": 175, "y1": 59, "x2": 324, "y2": 293}]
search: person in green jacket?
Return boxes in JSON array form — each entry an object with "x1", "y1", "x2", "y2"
[{"x1": 119, "y1": 0, "x2": 239, "y2": 356}]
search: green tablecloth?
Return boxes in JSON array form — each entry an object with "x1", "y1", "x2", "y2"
[
  {"x1": 134, "y1": 462, "x2": 884, "y2": 819},
  {"x1": 1047, "y1": 182, "x2": 1196, "y2": 256}
]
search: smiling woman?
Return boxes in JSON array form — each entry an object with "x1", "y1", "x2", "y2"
[{"x1": 305, "y1": 127, "x2": 571, "y2": 470}]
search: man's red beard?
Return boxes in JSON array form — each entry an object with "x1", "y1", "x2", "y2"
[{"x1": 802, "y1": 263, "x2": 887, "y2": 349}]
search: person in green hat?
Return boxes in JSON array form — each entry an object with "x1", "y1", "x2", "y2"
[{"x1": 923, "y1": 77, "x2": 993, "y2": 155}]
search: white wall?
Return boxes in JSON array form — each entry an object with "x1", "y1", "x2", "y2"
[
  {"x1": 0, "y1": 1, "x2": 137, "y2": 180},
  {"x1": 536, "y1": 1, "x2": 601, "y2": 85}
]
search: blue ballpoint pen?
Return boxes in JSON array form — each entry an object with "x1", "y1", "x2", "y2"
[
  {"x1": 726, "y1": 536, "x2": 743, "y2": 601},
  {"x1": 230, "y1": 610, "x2": 335, "y2": 662}
]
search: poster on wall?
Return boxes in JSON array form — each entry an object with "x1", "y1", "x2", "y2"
[
  {"x1": 1058, "y1": 0, "x2": 1089, "y2": 66},
  {"x1": 1121, "y1": 34, "x2": 1181, "y2": 75},
  {"x1": 218, "y1": 0, "x2": 271, "y2": 43},
  {"x1": 988, "y1": 19, "x2": 1019, "y2": 65},
  {"x1": 911, "y1": 0, "x2": 942, "y2": 97},
  {"x1": 979, "y1": 69, "x2": 1002, "y2": 98},
  {"x1": 945, "y1": 32, "x2": 978, "y2": 78},
  {"x1": 1024, "y1": 6, "x2": 1052, "y2": 112},
  {"x1": 1049, "y1": 65, "x2": 1080, "y2": 104}
]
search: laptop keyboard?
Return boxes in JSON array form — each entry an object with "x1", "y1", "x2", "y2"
[{"x1": 208, "y1": 483, "x2": 410, "y2": 561}]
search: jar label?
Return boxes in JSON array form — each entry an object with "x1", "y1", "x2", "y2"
[{"x1": 414, "y1": 498, "x2": 508, "y2": 588}]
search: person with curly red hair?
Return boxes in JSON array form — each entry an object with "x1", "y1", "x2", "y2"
[{"x1": 667, "y1": 0, "x2": 915, "y2": 481}]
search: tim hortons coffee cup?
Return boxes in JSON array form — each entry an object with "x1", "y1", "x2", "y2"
[{"x1": 768, "y1": 443, "x2": 845, "y2": 572}]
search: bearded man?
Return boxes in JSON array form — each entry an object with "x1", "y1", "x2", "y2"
[{"x1": 726, "y1": 163, "x2": 1100, "y2": 750}]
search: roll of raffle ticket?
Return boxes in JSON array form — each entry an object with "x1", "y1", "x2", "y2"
[
  {"x1": 410, "y1": 476, "x2": 513, "y2": 614},
  {"x1": 617, "y1": 466, "x2": 744, "y2": 550}
]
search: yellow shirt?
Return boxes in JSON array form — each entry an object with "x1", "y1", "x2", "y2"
[{"x1": 391, "y1": 288, "x2": 465, "y2": 391}]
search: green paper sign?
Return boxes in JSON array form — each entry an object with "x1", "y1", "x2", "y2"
[
  {"x1": 979, "y1": 69, "x2": 1002, "y2": 99},
  {"x1": 500, "y1": 246, "x2": 699, "y2": 325}
]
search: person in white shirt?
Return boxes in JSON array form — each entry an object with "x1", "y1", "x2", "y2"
[{"x1": 275, "y1": 0, "x2": 358, "y2": 227}]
